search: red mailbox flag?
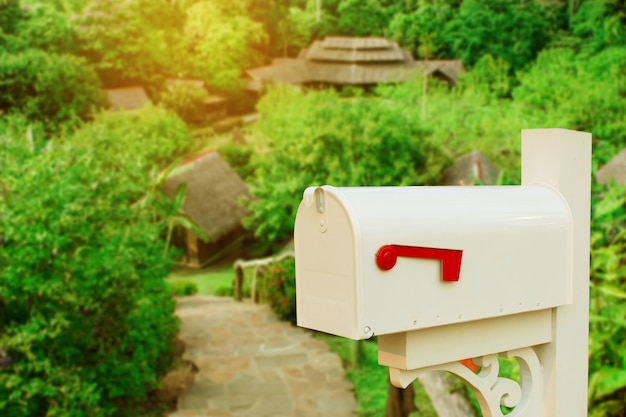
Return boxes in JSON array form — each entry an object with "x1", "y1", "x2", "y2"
[{"x1": 375, "y1": 245, "x2": 463, "y2": 282}]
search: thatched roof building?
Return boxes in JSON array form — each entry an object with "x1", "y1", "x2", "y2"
[
  {"x1": 422, "y1": 60, "x2": 466, "y2": 84},
  {"x1": 246, "y1": 36, "x2": 465, "y2": 91},
  {"x1": 441, "y1": 150, "x2": 500, "y2": 186},
  {"x1": 105, "y1": 86, "x2": 152, "y2": 111},
  {"x1": 596, "y1": 149, "x2": 626, "y2": 185},
  {"x1": 163, "y1": 150, "x2": 251, "y2": 267}
]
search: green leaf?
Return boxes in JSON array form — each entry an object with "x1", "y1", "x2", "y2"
[
  {"x1": 171, "y1": 183, "x2": 188, "y2": 212},
  {"x1": 590, "y1": 367, "x2": 626, "y2": 401},
  {"x1": 598, "y1": 285, "x2": 626, "y2": 300},
  {"x1": 594, "y1": 186, "x2": 626, "y2": 220}
]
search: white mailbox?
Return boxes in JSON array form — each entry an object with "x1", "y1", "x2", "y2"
[
  {"x1": 295, "y1": 184, "x2": 572, "y2": 340},
  {"x1": 294, "y1": 130, "x2": 591, "y2": 417}
]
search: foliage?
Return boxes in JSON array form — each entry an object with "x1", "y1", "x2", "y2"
[
  {"x1": 0, "y1": 0, "x2": 22, "y2": 47},
  {"x1": 167, "y1": 280, "x2": 199, "y2": 297},
  {"x1": 513, "y1": 46, "x2": 626, "y2": 164},
  {"x1": 214, "y1": 286, "x2": 236, "y2": 297},
  {"x1": 246, "y1": 0, "x2": 290, "y2": 56},
  {"x1": 258, "y1": 257, "x2": 296, "y2": 323},
  {"x1": 0, "y1": 1, "x2": 81, "y2": 55},
  {"x1": 12, "y1": 2, "x2": 77, "y2": 54},
  {"x1": 588, "y1": 181, "x2": 626, "y2": 417},
  {"x1": 75, "y1": 0, "x2": 180, "y2": 89},
  {"x1": 159, "y1": 83, "x2": 210, "y2": 124},
  {"x1": 376, "y1": 75, "x2": 523, "y2": 179},
  {"x1": 217, "y1": 143, "x2": 255, "y2": 181},
  {"x1": 336, "y1": 0, "x2": 387, "y2": 36},
  {"x1": 441, "y1": 0, "x2": 557, "y2": 71},
  {"x1": 245, "y1": 85, "x2": 443, "y2": 242},
  {"x1": 180, "y1": 0, "x2": 267, "y2": 93},
  {"x1": 0, "y1": 110, "x2": 194, "y2": 417},
  {"x1": 275, "y1": 6, "x2": 316, "y2": 57},
  {"x1": 569, "y1": 0, "x2": 626, "y2": 54},
  {"x1": 0, "y1": 2, "x2": 106, "y2": 130},
  {"x1": 80, "y1": 106, "x2": 194, "y2": 172},
  {"x1": 0, "y1": 48, "x2": 106, "y2": 130},
  {"x1": 458, "y1": 54, "x2": 512, "y2": 100},
  {"x1": 386, "y1": 0, "x2": 456, "y2": 59}
]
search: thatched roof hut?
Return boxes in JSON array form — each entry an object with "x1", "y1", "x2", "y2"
[
  {"x1": 422, "y1": 60, "x2": 466, "y2": 84},
  {"x1": 246, "y1": 36, "x2": 465, "y2": 91},
  {"x1": 441, "y1": 150, "x2": 500, "y2": 186},
  {"x1": 245, "y1": 60, "x2": 312, "y2": 91},
  {"x1": 163, "y1": 150, "x2": 251, "y2": 267},
  {"x1": 105, "y1": 86, "x2": 152, "y2": 111},
  {"x1": 596, "y1": 149, "x2": 626, "y2": 185}
]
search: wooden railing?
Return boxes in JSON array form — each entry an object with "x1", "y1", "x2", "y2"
[{"x1": 233, "y1": 251, "x2": 294, "y2": 302}]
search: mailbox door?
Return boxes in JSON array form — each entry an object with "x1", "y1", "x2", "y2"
[{"x1": 295, "y1": 187, "x2": 365, "y2": 339}]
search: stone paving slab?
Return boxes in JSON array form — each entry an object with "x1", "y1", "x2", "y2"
[{"x1": 168, "y1": 296, "x2": 356, "y2": 417}]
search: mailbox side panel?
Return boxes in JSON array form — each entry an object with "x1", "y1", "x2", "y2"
[
  {"x1": 338, "y1": 185, "x2": 572, "y2": 336},
  {"x1": 295, "y1": 187, "x2": 364, "y2": 339}
]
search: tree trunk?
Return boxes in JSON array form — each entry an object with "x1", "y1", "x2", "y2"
[{"x1": 385, "y1": 377, "x2": 417, "y2": 417}]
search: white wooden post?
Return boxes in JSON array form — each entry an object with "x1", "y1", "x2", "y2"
[{"x1": 522, "y1": 129, "x2": 591, "y2": 416}]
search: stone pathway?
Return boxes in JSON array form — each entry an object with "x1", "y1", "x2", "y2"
[{"x1": 168, "y1": 296, "x2": 357, "y2": 417}]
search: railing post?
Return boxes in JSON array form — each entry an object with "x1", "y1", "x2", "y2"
[{"x1": 234, "y1": 262, "x2": 244, "y2": 302}]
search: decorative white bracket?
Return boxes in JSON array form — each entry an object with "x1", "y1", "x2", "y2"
[{"x1": 389, "y1": 347, "x2": 543, "y2": 417}]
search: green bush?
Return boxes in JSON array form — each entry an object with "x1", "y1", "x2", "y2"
[
  {"x1": 167, "y1": 280, "x2": 199, "y2": 297},
  {"x1": 217, "y1": 143, "x2": 254, "y2": 180},
  {"x1": 0, "y1": 49, "x2": 106, "y2": 130},
  {"x1": 588, "y1": 181, "x2": 626, "y2": 417},
  {"x1": 214, "y1": 285, "x2": 235, "y2": 297},
  {"x1": 258, "y1": 258, "x2": 296, "y2": 323},
  {"x1": 246, "y1": 87, "x2": 442, "y2": 243},
  {"x1": 0, "y1": 111, "x2": 193, "y2": 417},
  {"x1": 159, "y1": 83, "x2": 209, "y2": 124}
]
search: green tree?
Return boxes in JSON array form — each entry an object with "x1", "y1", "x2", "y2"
[
  {"x1": 587, "y1": 181, "x2": 626, "y2": 417},
  {"x1": 0, "y1": 0, "x2": 27, "y2": 53},
  {"x1": 305, "y1": 0, "x2": 340, "y2": 39},
  {"x1": 458, "y1": 54, "x2": 512, "y2": 100},
  {"x1": 75, "y1": 0, "x2": 180, "y2": 89},
  {"x1": 180, "y1": 0, "x2": 267, "y2": 93},
  {"x1": 247, "y1": 0, "x2": 292, "y2": 57},
  {"x1": 13, "y1": 2, "x2": 77, "y2": 53},
  {"x1": 0, "y1": 48, "x2": 106, "y2": 129},
  {"x1": 336, "y1": 0, "x2": 388, "y2": 36},
  {"x1": 569, "y1": 0, "x2": 626, "y2": 53},
  {"x1": 245, "y1": 86, "x2": 442, "y2": 243},
  {"x1": 276, "y1": 6, "x2": 316, "y2": 56},
  {"x1": 513, "y1": 47, "x2": 626, "y2": 162},
  {"x1": 442, "y1": 0, "x2": 556, "y2": 71},
  {"x1": 0, "y1": 108, "x2": 193, "y2": 417},
  {"x1": 386, "y1": 0, "x2": 457, "y2": 59}
]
